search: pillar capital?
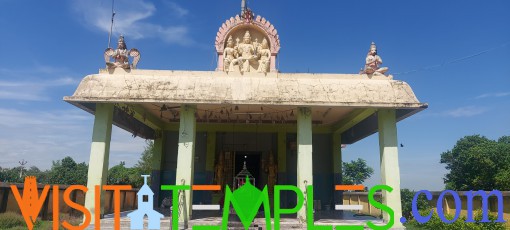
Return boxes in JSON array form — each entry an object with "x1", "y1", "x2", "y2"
[{"x1": 298, "y1": 107, "x2": 312, "y2": 118}]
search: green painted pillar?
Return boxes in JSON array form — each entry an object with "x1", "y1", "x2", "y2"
[
  {"x1": 277, "y1": 131, "x2": 287, "y2": 173},
  {"x1": 151, "y1": 132, "x2": 165, "y2": 208},
  {"x1": 205, "y1": 131, "x2": 216, "y2": 173},
  {"x1": 205, "y1": 131, "x2": 216, "y2": 203},
  {"x1": 297, "y1": 107, "x2": 313, "y2": 222},
  {"x1": 378, "y1": 109, "x2": 403, "y2": 227},
  {"x1": 84, "y1": 103, "x2": 114, "y2": 223},
  {"x1": 175, "y1": 105, "x2": 196, "y2": 226},
  {"x1": 332, "y1": 132, "x2": 342, "y2": 205}
]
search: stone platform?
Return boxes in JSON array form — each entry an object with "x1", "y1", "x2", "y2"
[{"x1": 86, "y1": 210, "x2": 387, "y2": 229}]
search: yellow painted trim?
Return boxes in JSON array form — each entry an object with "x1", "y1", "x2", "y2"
[
  {"x1": 120, "y1": 103, "x2": 163, "y2": 130},
  {"x1": 332, "y1": 109, "x2": 376, "y2": 134},
  {"x1": 164, "y1": 123, "x2": 331, "y2": 133}
]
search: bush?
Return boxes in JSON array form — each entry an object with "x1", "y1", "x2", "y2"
[
  {"x1": 405, "y1": 210, "x2": 505, "y2": 230},
  {"x1": 0, "y1": 212, "x2": 26, "y2": 229},
  {"x1": 401, "y1": 189, "x2": 430, "y2": 220},
  {"x1": 0, "y1": 212, "x2": 61, "y2": 230}
]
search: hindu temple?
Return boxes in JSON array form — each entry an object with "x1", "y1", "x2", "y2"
[{"x1": 64, "y1": 0, "x2": 427, "y2": 228}]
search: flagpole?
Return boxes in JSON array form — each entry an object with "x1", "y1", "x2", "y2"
[{"x1": 107, "y1": 0, "x2": 116, "y2": 48}]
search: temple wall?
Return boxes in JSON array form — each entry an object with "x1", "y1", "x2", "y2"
[
  {"x1": 312, "y1": 134, "x2": 334, "y2": 210},
  {"x1": 160, "y1": 131, "x2": 209, "y2": 205},
  {"x1": 0, "y1": 184, "x2": 137, "y2": 220},
  {"x1": 159, "y1": 130, "x2": 335, "y2": 208},
  {"x1": 283, "y1": 133, "x2": 334, "y2": 209}
]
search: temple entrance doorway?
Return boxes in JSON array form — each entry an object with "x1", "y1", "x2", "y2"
[{"x1": 234, "y1": 151, "x2": 261, "y2": 189}]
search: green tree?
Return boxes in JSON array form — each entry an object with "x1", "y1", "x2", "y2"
[
  {"x1": 0, "y1": 166, "x2": 49, "y2": 183},
  {"x1": 25, "y1": 166, "x2": 49, "y2": 183},
  {"x1": 440, "y1": 135, "x2": 510, "y2": 190},
  {"x1": 132, "y1": 140, "x2": 156, "y2": 187},
  {"x1": 342, "y1": 158, "x2": 374, "y2": 185},
  {"x1": 135, "y1": 140, "x2": 155, "y2": 175},
  {"x1": 0, "y1": 167, "x2": 22, "y2": 183},
  {"x1": 400, "y1": 189, "x2": 430, "y2": 220},
  {"x1": 107, "y1": 141, "x2": 157, "y2": 188},
  {"x1": 108, "y1": 161, "x2": 141, "y2": 187},
  {"x1": 46, "y1": 156, "x2": 88, "y2": 185}
]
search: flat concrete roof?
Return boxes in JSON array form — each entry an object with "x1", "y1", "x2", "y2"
[
  {"x1": 65, "y1": 69, "x2": 426, "y2": 108},
  {"x1": 64, "y1": 69, "x2": 427, "y2": 142}
]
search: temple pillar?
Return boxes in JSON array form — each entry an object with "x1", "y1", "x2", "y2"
[
  {"x1": 216, "y1": 53, "x2": 224, "y2": 71},
  {"x1": 84, "y1": 103, "x2": 114, "y2": 223},
  {"x1": 270, "y1": 54, "x2": 277, "y2": 72},
  {"x1": 175, "y1": 105, "x2": 197, "y2": 226},
  {"x1": 378, "y1": 109, "x2": 403, "y2": 227},
  {"x1": 297, "y1": 107, "x2": 313, "y2": 222},
  {"x1": 332, "y1": 132, "x2": 342, "y2": 206},
  {"x1": 151, "y1": 132, "x2": 165, "y2": 208}
]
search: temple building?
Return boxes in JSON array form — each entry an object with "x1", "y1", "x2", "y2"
[{"x1": 64, "y1": 1, "x2": 426, "y2": 228}]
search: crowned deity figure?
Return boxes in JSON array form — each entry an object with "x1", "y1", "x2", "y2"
[
  {"x1": 361, "y1": 42, "x2": 388, "y2": 75},
  {"x1": 236, "y1": 31, "x2": 257, "y2": 72},
  {"x1": 104, "y1": 35, "x2": 140, "y2": 69},
  {"x1": 214, "y1": 153, "x2": 226, "y2": 191},
  {"x1": 223, "y1": 36, "x2": 239, "y2": 72},
  {"x1": 257, "y1": 38, "x2": 271, "y2": 73},
  {"x1": 264, "y1": 152, "x2": 278, "y2": 189}
]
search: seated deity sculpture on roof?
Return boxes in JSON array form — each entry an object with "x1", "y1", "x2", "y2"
[
  {"x1": 361, "y1": 42, "x2": 388, "y2": 75},
  {"x1": 236, "y1": 31, "x2": 258, "y2": 72},
  {"x1": 215, "y1": 0, "x2": 280, "y2": 73},
  {"x1": 104, "y1": 35, "x2": 140, "y2": 69}
]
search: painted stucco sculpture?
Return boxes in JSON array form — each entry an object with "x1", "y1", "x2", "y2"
[
  {"x1": 237, "y1": 31, "x2": 258, "y2": 72},
  {"x1": 361, "y1": 42, "x2": 388, "y2": 76},
  {"x1": 258, "y1": 38, "x2": 271, "y2": 73},
  {"x1": 223, "y1": 36, "x2": 238, "y2": 72},
  {"x1": 214, "y1": 152, "x2": 226, "y2": 190},
  {"x1": 104, "y1": 35, "x2": 140, "y2": 69},
  {"x1": 265, "y1": 152, "x2": 278, "y2": 189},
  {"x1": 215, "y1": 4, "x2": 281, "y2": 73}
]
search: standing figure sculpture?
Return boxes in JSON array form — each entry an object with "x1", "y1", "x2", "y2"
[
  {"x1": 214, "y1": 153, "x2": 226, "y2": 191},
  {"x1": 104, "y1": 35, "x2": 140, "y2": 69},
  {"x1": 223, "y1": 36, "x2": 238, "y2": 72},
  {"x1": 257, "y1": 38, "x2": 271, "y2": 73},
  {"x1": 236, "y1": 31, "x2": 257, "y2": 72},
  {"x1": 265, "y1": 152, "x2": 278, "y2": 189},
  {"x1": 361, "y1": 42, "x2": 388, "y2": 75}
]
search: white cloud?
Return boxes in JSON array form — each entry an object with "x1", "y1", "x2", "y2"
[
  {"x1": 0, "y1": 108, "x2": 146, "y2": 170},
  {"x1": 0, "y1": 77, "x2": 78, "y2": 101},
  {"x1": 164, "y1": 1, "x2": 189, "y2": 18},
  {"x1": 0, "y1": 65, "x2": 80, "y2": 101},
  {"x1": 475, "y1": 92, "x2": 510, "y2": 99},
  {"x1": 443, "y1": 106, "x2": 487, "y2": 118},
  {"x1": 71, "y1": 0, "x2": 192, "y2": 45}
]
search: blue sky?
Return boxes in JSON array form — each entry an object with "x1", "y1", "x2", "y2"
[{"x1": 0, "y1": 0, "x2": 508, "y2": 191}]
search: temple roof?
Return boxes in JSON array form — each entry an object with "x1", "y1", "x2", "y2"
[
  {"x1": 64, "y1": 69, "x2": 427, "y2": 143},
  {"x1": 65, "y1": 69, "x2": 425, "y2": 108}
]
